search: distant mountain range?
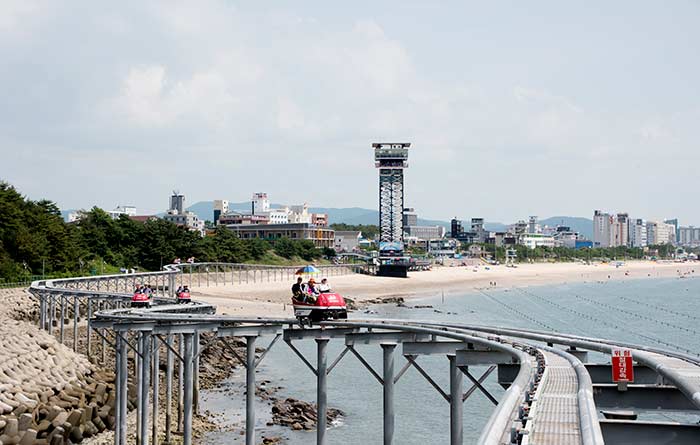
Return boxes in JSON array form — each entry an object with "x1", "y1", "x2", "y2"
[{"x1": 62, "y1": 201, "x2": 593, "y2": 239}]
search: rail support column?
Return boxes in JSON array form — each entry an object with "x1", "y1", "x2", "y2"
[
  {"x1": 165, "y1": 335, "x2": 173, "y2": 444},
  {"x1": 39, "y1": 295, "x2": 46, "y2": 330},
  {"x1": 86, "y1": 298, "x2": 92, "y2": 360},
  {"x1": 193, "y1": 331, "x2": 200, "y2": 415},
  {"x1": 48, "y1": 295, "x2": 55, "y2": 335},
  {"x1": 382, "y1": 343, "x2": 396, "y2": 445},
  {"x1": 60, "y1": 295, "x2": 65, "y2": 343},
  {"x1": 136, "y1": 332, "x2": 143, "y2": 443},
  {"x1": 183, "y1": 333, "x2": 194, "y2": 445},
  {"x1": 168, "y1": 273, "x2": 175, "y2": 298},
  {"x1": 152, "y1": 338, "x2": 160, "y2": 445},
  {"x1": 245, "y1": 336, "x2": 256, "y2": 445},
  {"x1": 115, "y1": 333, "x2": 122, "y2": 445},
  {"x1": 73, "y1": 296, "x2": 79, "y2": 352},
  {"x1": 177, "y1": 333, "x2": 184, "y2": 432},
  {"x1": 449, "y1": 355, "x2": 463, "y2": 445},
  {"x1": 117, "y1": 332, "x2": 128, "y2": 445},
  {"x1": 316, "y1": 338, "x2": 329, "y2": 445},
  {"x1": 139, "y1": 333, "x2": 152, "y2": 445}
]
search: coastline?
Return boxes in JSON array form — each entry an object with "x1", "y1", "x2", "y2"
[{"x1": 191, "y1": 260, "x2": 698, "y2": 318}]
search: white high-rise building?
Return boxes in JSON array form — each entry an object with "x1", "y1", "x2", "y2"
[
  {"x1": 164, "y1": 191, "x2": 204, "y2": 236},
  {"x1": 628, "y1": 219, "x2": 647, "y2": 248},
  {"x1": 678, "y1": 226, "x2": 700, "y2": 247},
  {"x1": 594, "y1": 210, "x2": 633, "y2": 247},
  {"x1": 593, "y1": 210, "x2": 612, "y2": 248},
  {"x1": 213, "y1": 200, "x2": 229, "y2": 225},
  {"x1": 252, "y1": 193, "x2": 270, "y2": 214},
  {"x1": 528, "y1": 216, "x2": 540, "y2": 234},
  {"x1": 647, "y1": 221, "x2": 676, "y2": 245},
  {"x1": 612, "y1": 213, "x2": 629, "y2": 247}
]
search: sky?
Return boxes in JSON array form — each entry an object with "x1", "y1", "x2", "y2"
[{"x1": 1, "y1": 1, "x2": 699, "y2": 223}]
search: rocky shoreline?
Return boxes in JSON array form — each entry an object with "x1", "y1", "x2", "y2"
[
  {"x1": 197, "y1": 333, "x2": 344, "y2": 441},
  {"x1": 0, "y1": 288, "x2": 344, "y2": 444},
  {"x1": 0, "y1": 289, "x2": 119, "y2": 444}
]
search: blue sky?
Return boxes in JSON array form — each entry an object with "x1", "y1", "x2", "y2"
[{"x1": 1, "y1": 1, "x2": 699, "y2": 223}]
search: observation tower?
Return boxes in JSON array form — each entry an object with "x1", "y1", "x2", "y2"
[{"x1": 373, "y1": 142, "x2": 411, "y2": 277}]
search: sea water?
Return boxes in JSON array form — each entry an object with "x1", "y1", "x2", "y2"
[{"x1": 201, "y1": 276, "x2": 700, "y2": 444}]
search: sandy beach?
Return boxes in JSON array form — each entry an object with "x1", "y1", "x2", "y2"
[{"x1": 190, "y1": 260, "x2": 698, "y2": 318}]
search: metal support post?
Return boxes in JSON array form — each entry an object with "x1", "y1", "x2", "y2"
[
  {"x1": 152, "y1": 338, "x2": 159, "y2": 445},
  {"x1": 118, "y1": 332, "x2": 128, "y2": 445},
  {"x1": 39, "y1": 296, "x2": 46, "y2": 330},
  {"x1": 177, "y1": 334, "x2": 184, "y2": 431},
  {"x1": 245, "y1": 336, "x2": 256, "y2": 445},
  {"x1": 87, "y1": 299, "x2": 92, "y2": 360},
  {"x1": 449, "y1": 355, "x2": 463, "y2": 445},
  {"x1": 165, "y1": 335, "x2": 173, "y2": 443},
  {"x1": 140, "y1": 334, "x2": 152, "y2": 445},
  {"x1": 73, "y1": 296, "x2": 79, "y2": 351},
  {"x1": 168, "y1": 274, "x2": 175, "y2": 298},
  {"x1": 382, "y1": 343, "x2": 396, "y2": 445},
  {"x1": 101, "y1": 303, "x2": 107, "y2": 363},
  {"x1": 60, "y1": 295, "x2": 65, "y2": 343},
  {"x1": 183, "y1": 333, "x2": 194, "y2": 445},
  {"x1": 115, "y1": 334, "x2": 122, "y2": 445},
  {"x1": 48, "y1": 295, "x2": 55, "y2": 335},
  {"x1": 193, "y1": 331, "x2": 200, "y2": 414},
  {"x1": 316, "y1": 338, "x2": 329, "y2": 445}
]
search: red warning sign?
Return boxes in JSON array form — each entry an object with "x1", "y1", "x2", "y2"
[{"x1": 612, "y1": 349, "x2": 634, "y2": 382}]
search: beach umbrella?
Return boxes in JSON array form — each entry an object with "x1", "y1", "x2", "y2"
[{"x1": 295, "y1": 265, "x2": 320, "y2": 275}]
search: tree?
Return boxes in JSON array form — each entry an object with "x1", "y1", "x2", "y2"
[
  {"x1": 274, "y1": 238, "x2": 298, "y2": 259},
  {"x1": 330, "y1": 223, "x2": 379, "y2": 240}
]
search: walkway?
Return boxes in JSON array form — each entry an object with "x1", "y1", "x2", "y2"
[{"x1": 530, "y1": 350, "x2": 582, "y2": 444}]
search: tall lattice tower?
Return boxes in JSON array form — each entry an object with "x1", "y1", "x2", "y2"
[{"x1": 373, "y1": 143, "x2": 410, "y2": 251}]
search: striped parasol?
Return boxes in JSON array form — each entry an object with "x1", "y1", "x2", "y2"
[{"x1": 295, "y1": 265, "x2": 320, "y2": 276}]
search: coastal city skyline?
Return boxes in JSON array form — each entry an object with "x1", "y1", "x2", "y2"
[
  {"x1": 3, "y1": 2, "x2": 700, "y2": 222},
  {"x1": 64, "y1": 188, "x2": 700, "y2": 250}
]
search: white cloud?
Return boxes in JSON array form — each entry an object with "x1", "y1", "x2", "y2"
[
  {"x1": 1, "y1": 1, "x2": 699, "y2": 222},
  {"x1": 0, "y1": 0, "x2": 48, "y2": 34}
]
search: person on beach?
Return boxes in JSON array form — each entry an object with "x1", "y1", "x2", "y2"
[{"x1": 319, "y1": 278, "x2": 331, "y2": 293}]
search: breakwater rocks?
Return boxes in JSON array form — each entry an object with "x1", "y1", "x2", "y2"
[
  {"x1": 271, "y1": 398, "x2": 343, "y2": 431},
  {"x1": 344, "y1": 296, "x2": 405, "y2": 311},
  {"x1": 0, "y1": 289, "x2": 119, "y2": 444},
  {"x1": 197, "y1": 334, "x2": 255, "y2": 390}
]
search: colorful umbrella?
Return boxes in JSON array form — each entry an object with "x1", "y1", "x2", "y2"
[{"x1": 295, "y1": 265, "x2": 320, "y2": 275}]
